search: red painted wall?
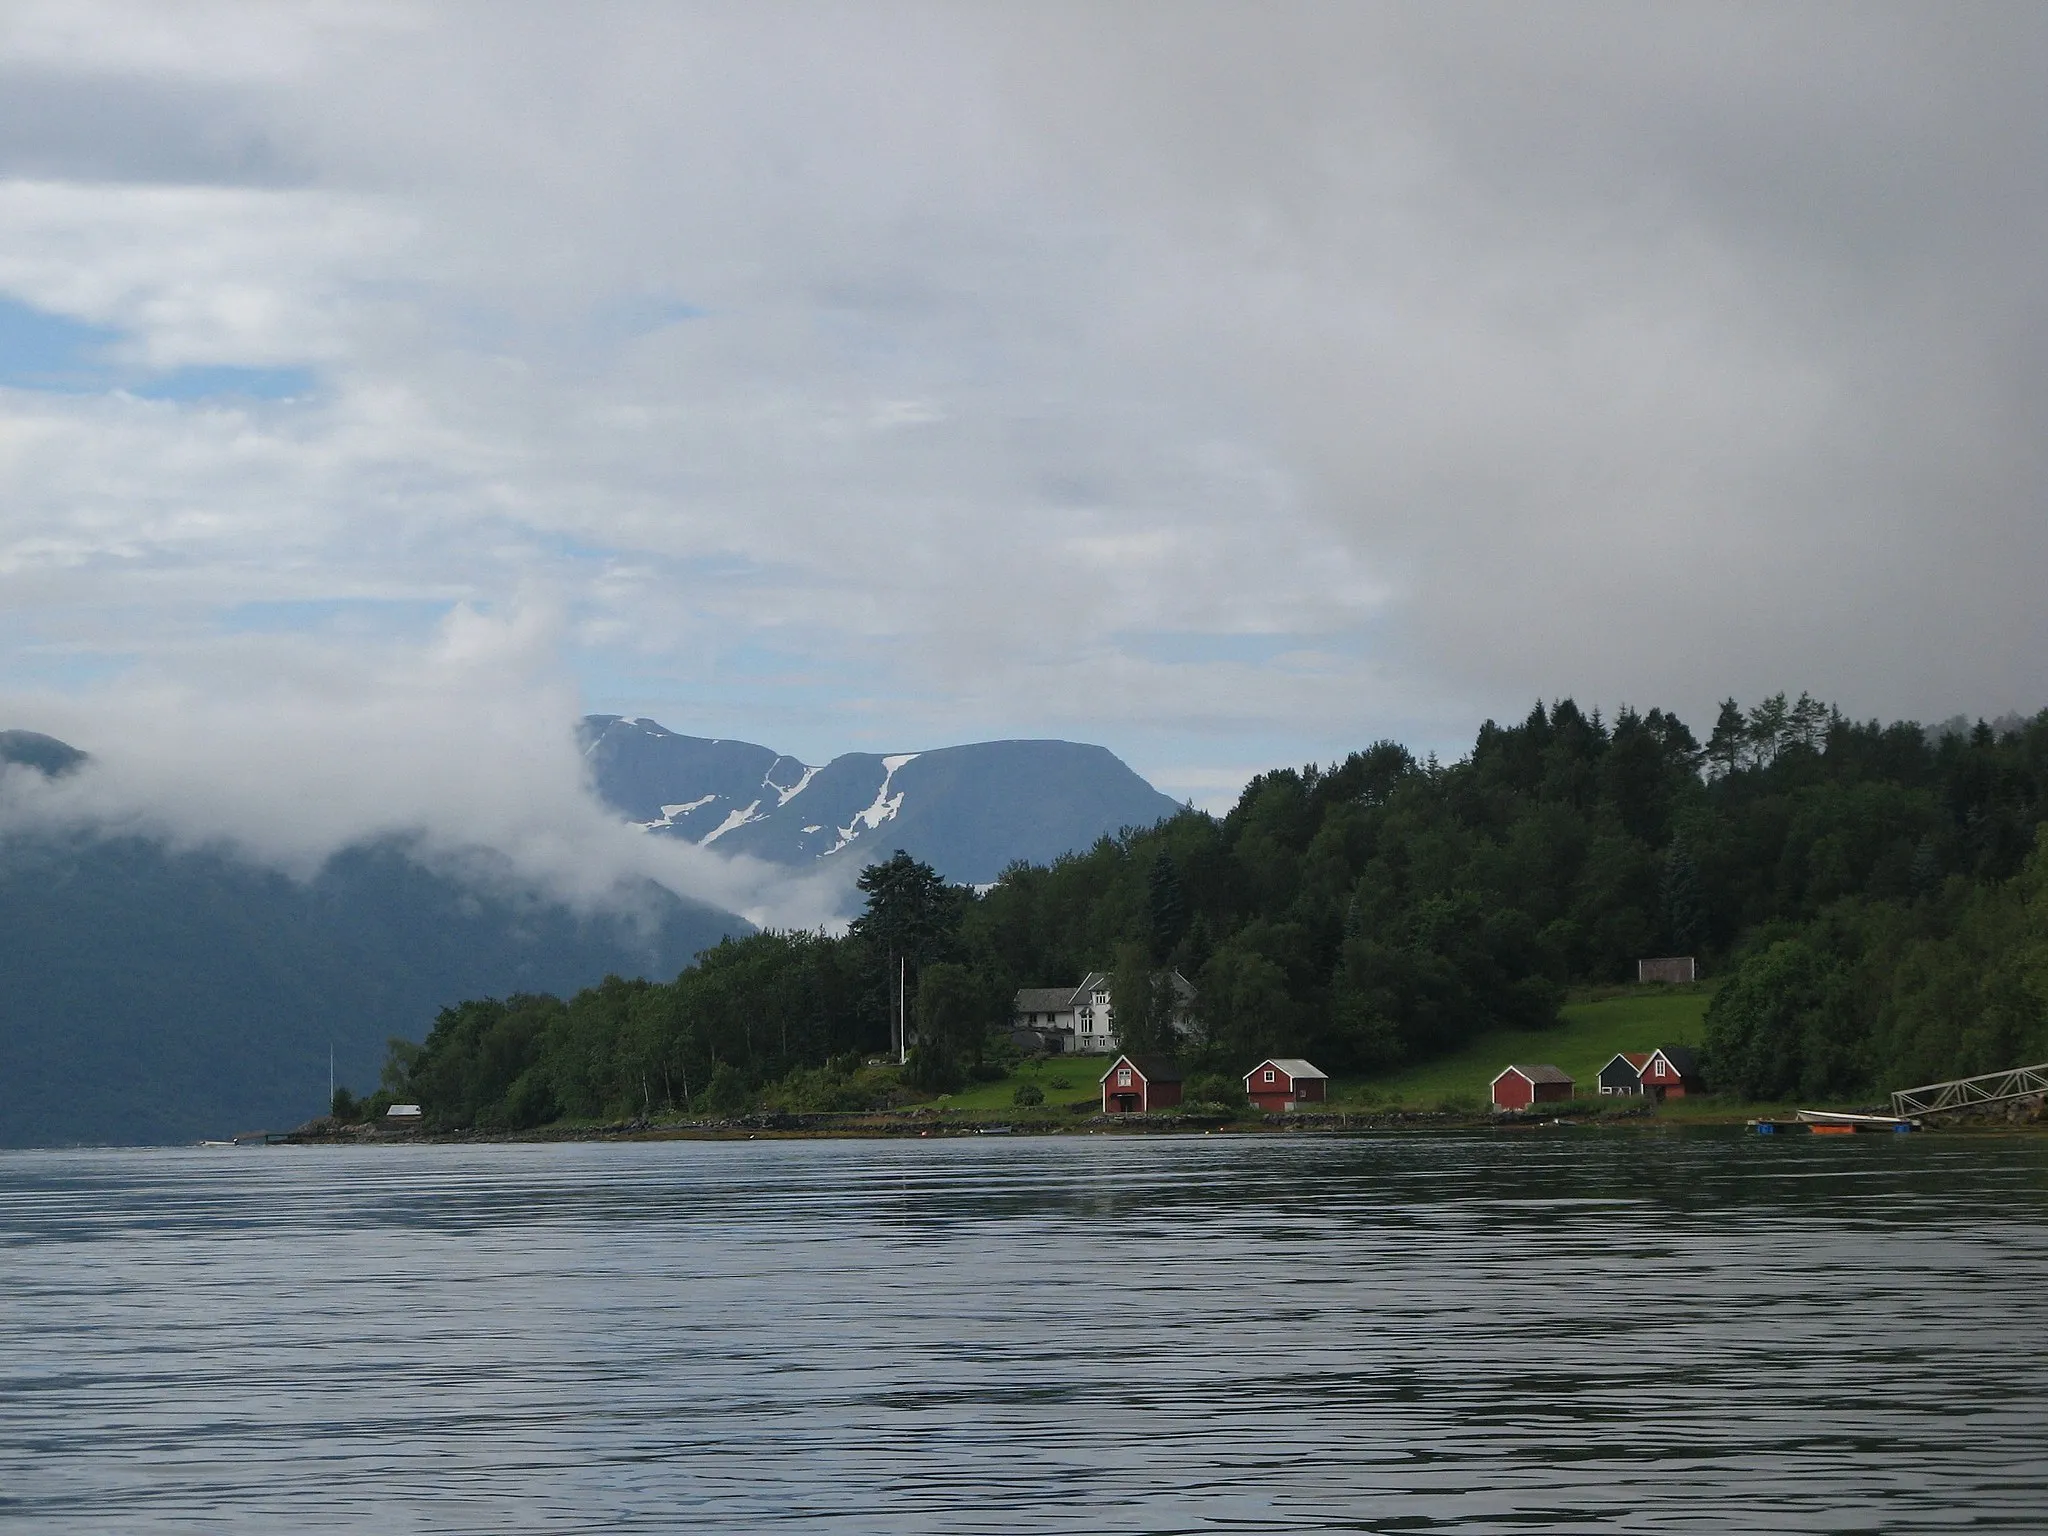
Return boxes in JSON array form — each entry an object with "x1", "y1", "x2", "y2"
[
  {"x1": 1493, "y1": 1072, "x2": 1534, "y2": 1110},
  {"x1": 1102, "y1": 1062, "x2": 1182, "y2": 1112},
  {"x1": 1245, "y1": 1064, "x2": 1329, "y2": 1113},
  {"x1": 1640, "y1": 1056, "x2": 1692, "y2": 1098}
]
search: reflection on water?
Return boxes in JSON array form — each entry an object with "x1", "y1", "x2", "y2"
[{"x1": 3, "y1": 1132, "x2": 2046, "y2": 1532}]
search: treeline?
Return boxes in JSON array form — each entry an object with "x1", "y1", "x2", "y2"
[{"x1": 375, "y1": 695, "x2": 2048, "y2": 1125}]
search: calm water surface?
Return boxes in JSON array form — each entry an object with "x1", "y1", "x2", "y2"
[{"x1": 3, "y1": 1131, "x2": 2046, "y2": 1532}]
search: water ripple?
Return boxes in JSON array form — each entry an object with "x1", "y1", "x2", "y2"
[{"x1": 3, "y1": 1133, "x2": 2046, "y2": 1532}]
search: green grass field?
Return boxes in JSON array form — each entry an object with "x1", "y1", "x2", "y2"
[
  {"x1": 929, "y1": 985, "x2": 1731, "y2": 1118},
  {"x1": 934, "y1": 1053, "x2": 1116, "y2": 1115},
  {"x1": 1337, "y1": 986, "x2": 1716, "y2": 1111}
]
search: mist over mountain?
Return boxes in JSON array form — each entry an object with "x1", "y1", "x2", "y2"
[
  {"x1": 0, "y1": 734, "x2": 748, "y2": 1147},
  {"x1": 582, "y1": 717, "x2": 1185, "y2": 885}
]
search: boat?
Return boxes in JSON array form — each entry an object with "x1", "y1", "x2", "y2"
[{"x1": 1796, "y1": 1109, "x2": 1919, "y2": 1133}]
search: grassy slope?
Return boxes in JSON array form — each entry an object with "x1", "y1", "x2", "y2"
[
  {"x1": 921, "y1": 987, "x2": 1835, "y2": 1122},
  {"x1": 936, "y1": 1052, "x2": 1120, "y2": 1114},
  {"x1": 1339, "y1": 986, "x2": 1717, "y2": 1111},
  {"x1": 933, "y1": 986, "x2": 1752, "y2": 1118}
]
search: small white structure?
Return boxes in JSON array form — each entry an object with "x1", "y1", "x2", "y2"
[{"x1": 385, "y1": 1103, "x2": 423, "y2": 1122}]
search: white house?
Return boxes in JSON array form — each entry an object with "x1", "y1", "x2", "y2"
[{"x1": 1010, "y1": 970, "x2": 1195, "y2": 1054}]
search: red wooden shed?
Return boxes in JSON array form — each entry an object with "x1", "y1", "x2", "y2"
[
  {"x1": 1100, "y1": 1055, "x2": 1184, "y2": 1114},
  {"x1": 1491, "y1": 1063, "x2": 1574, "y2": 1111},
  {"x1": 1638, "y1": 1046, "x2": 1703, "y2": 1100},
  {"x1": 1243, "y1": 1058, "x2": 1329, "y2": 1113}
]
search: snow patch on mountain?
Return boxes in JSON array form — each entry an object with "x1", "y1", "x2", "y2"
[
  {"x1": 701, "y1": 800, "x2": 764, "y2": 844},
  {"x1": 770, "y1": 762, "x2": 821, "y2": 805},
  {"x1": 825, "y1": 753, "x2": 919, "y2": 857},
  {"x1": 636, "y1": 793, "x2": 718, "y2": 830}
]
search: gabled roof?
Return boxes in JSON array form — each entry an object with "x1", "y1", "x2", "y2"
[
  {"x1": 1650, "y1": 1044, "x2": 1701, "y2": 1077},
  {"x1": 1493, "y1": 1063, "x2": 1573, "y2": 1085},
  {"x1": 1014, "y1": 970, "x2": 1199, "y2": 1014},
  {"x1": 1244, "y1": 1057, "x2": 1328, "y2": 1083},
  {"x1": 1013, "y1": 986, "x2": 1082, "y2": 1013},
  {"x1": 1597, "y1": 1052, "x2": 1648, "y2": 1079},
  {"x1": 1099, "y1": 1054, "x2": 1185, "y2": 1084}
]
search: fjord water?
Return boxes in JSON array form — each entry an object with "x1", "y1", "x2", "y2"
[{"x1": 4, "y1": 1134, "x2": 2044, "y2": 1533}]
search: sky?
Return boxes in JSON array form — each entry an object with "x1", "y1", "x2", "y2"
[{"x1": 0, "y1": 2, "x2": 2044, "y2": 899}]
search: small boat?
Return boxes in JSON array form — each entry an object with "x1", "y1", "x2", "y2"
[
  {"x1": 195, "y1": 1139, "x2": 237, "y2": 1148},
  {"x1": 1796, "y1": 1109, "x2": 1919, "y2": 1133}
]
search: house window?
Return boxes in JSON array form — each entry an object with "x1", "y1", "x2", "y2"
[
  {"x1": 1117, "y1": 1069, "x2": 1132, "y2": 1086},
  {"x1": 1262, "y1": 1069, "x2": 1275, "y2": 1083}
]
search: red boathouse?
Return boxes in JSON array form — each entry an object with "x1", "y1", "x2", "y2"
[
  {"x1": 1491, "y1": 1063, "x2": 1574, "y2": 1111},
  {"x1": 1638, "y1": 1046, "x2": 1703, "y2": 1100},
  {"x1": 1243, "y1": 1058, "x2": 1329, "y2": 1113},
  {"x1": 1100, "y1": 1055, "x2": 1184, "y2": 1114}
]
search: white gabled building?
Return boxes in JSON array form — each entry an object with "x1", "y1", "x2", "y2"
[{"x1": 1009, "y1": 970, "x2": 1195, "y2": 1055}]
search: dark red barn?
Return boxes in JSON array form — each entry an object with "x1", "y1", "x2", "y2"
[
  {"x1": 1491, "y1": 1063, "x2": 1574, "y2": 1111},
  {"x1": 1100, "y1": 1055, "x2": 1184, "y2": 1114},
  {"x1": 1243, "y1": 1058, "x2": 1329, "y2": 1113}
]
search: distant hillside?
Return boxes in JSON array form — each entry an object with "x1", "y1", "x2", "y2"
[
  {"x1": 0, "y1": 729, "x2": 87, "y2": 777},
  {"x1": 0, "y1": 737, "x2": 749, "y2": 1147},
  {"x1": 581, "y1": 717, "x2": 1184, "y2": 884}
]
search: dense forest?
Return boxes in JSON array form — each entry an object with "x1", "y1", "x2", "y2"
[{"x1": 369, "y1": 695, "x2": 2048, "y2": 1126}]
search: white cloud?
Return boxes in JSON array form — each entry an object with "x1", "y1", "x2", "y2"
[
  {"x1": 0, "y1": 0, "x2": 2044, "y2": 888},
  {"x1": 0, "y1": 603, "x2": 848, "y2": 931}
]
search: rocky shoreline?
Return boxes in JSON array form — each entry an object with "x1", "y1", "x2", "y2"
[{"x1": 278, "y1": 1100, "x2": 1669, "y2": 1145}]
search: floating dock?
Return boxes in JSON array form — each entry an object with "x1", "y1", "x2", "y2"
[{"x1": 1750, "y1": 1111, "x2": 1920, "y2": 1135}]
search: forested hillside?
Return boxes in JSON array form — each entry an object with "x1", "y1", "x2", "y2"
[{"x1": 383, "y1": 696, "x2": 2048, "y2": 1126}]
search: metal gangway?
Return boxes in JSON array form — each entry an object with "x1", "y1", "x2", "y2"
[{"x1": 1891, "y1": 1063, "x2": 2048, "y2": 1119}]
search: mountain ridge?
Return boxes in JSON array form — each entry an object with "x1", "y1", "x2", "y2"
[
  {"x1": 581, "y1": 717, "x2": 1184, "y2": 884},
  {"x1": 0, "y1": 735, "x2": 750, "y2": 1147}
]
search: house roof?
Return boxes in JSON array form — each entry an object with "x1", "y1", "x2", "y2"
[
  {"x1": 1244, "y1": 1057, "x2": 1328, "y2": 1082},
  {"x1": 1493, "y1": 1063, "x2": 1573, "y2": 1085},
  {"x1": 1597, "y1": 1052, "x2": 1648, "y2": 1078},
  {"x1": 1652, "y1": 1044, "x2": 1701, "y2": 1077},
  {"x1": 1100, "y1": 1054, "x2": 1185, "y2": 1084},
  {"x1": 1013, "y1": 969, "x2": 1199, "y2": 1014},
  {"x1": 1013, "y1": 986, "x2": 1082, "y2": 1013}
]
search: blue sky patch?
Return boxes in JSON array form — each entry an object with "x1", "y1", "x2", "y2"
[
  {"x1": 130, "y1": 365, "x2": 318, "y2": 402},
  {"x1": 0, "y1": 297, "x2": 122, "y2": 391},
  {"x1": 0, "y1": 295, "x2": 317, "y2": 400}
]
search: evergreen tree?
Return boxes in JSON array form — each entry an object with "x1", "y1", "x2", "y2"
[
  {"x1": 1748, "y1": 692, "x2": 1791, "y2": 767},
  {"x1": 1109, "y1": 939, "x2": 1170, "y2": 1054},
  {"x1": 1788, "y1": 691, "x2": 1829, "y2": 751},
  {"x1": 907, "y1": 961, "x2": 985, "y2": 1090},
  {"x1": 1706, "y1": 698, "x2": 1747, "y2": 779},
  {"x1": 1660, "y1": 839, "x2": 1704, "y2": 952},
  {"x1": 1148, "y1": 853, "x2": 1189, "y2": 959},
  {"x1": 849, "y1": 850, "x2": 956, "y2": 968}
]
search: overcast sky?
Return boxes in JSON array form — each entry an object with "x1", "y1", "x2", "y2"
[{"x1": 1, "y1": 2, "x2": 2043, "y2": 853}]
